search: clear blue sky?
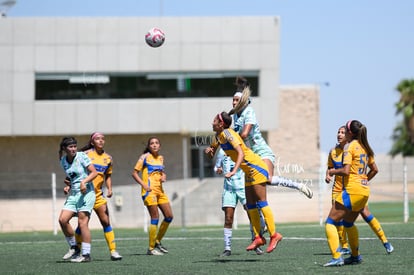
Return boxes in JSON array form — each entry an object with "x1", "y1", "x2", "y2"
[{"x1": 5, "y1": 0, "x2": 414, "y2": 154}]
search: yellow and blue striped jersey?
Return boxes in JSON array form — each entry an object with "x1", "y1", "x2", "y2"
[
  {"x1": 85, "y1": 149, "x2": 113, "y2": 198},
  {"x1": 134, "y1": 153, "x2": 165, "y2": 195},
  {"x1": 214, "y1": 128, "x2": 268, "y2": 182},
  {"x1": 327, "y1": 144, "x2": 344, "y2": 193},
  {"x1": 342, "y1": 140, "x2": 374, "y2": 196}
]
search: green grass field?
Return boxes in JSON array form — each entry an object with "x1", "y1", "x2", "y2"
[{"x1": 1, "y1": 202, "x2": 414, "y2": 274}]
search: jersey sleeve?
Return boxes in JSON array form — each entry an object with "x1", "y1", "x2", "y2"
[
  {"x1": 79, "y1": 152, "x2": 92, "y2": 168},
  {"x1": 327, "y1": 148, "x2": 334, "y2": 167},
  {"x1": 134, "y1": 154, "x2": 147, "y2": 172},
  {"x1": 223, "y1": 129, "x2": 242, "y2": 149},
  {"x1": 243, "y1": 107, "x2": 257, "y2": 125}
]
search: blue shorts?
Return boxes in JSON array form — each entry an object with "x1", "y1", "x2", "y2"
[
  {"x1": 63, "y1": 190, "x2": 96, "y2": 214},
  {"x1": 222, "y1": 188, "x2": 246, "y2": 209}
]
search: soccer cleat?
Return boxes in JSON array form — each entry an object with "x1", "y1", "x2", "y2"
[
  {"x1": 246, "y1": 236, "x2": 266, "y2": 251},
  {"x1": 70, "y1": 254, "x2": 91, "y2": 263},
  {"x1": 147, "y1": 249, "x2": 164, "y2": 256},
  {"x1": 384, "y1": 242, "x2": 394, "y2": 254},
  {"x1": 323, "y1": 257, "x2": 344, "y2": 267},
  {"x1": 62, "y1": 246, "x2": 80, "y2": 260},
  {"x1": 299, "y1": 183, "x2": 313, "y2": 199},
  {"x1": 340, "y1": 247, "x2": 351, "y2": 255},
  {"x1": 344, "y1": 255, "x2": 362, "y2": 265},
  {"x1": 254, "y1": 246, "x2": 264, "y2": 255},
  {"x1": 220, "y1": 250, "x2": 231, "y2": 257},
  {"x1": 110, "y1": 251, "x2": 123, "y2": 261},
  {"x1": 155, "y1": 243, "x2": 168, "y2": 253},
  {"x1": 266, "y1": 232, "x2": 283, "y2": 253}
]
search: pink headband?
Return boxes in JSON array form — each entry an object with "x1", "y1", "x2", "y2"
[
  {"x1": 346, "y1": 120, "x2": 353, "y2": 134},
  {"x1": 91, "y1": 132, "x2": 104, "y2": 141},
  {"x1": 217, "y1": 113, "x2": 228, "y2": 127},
  {"x1": 218, "y1": 113, "x2": 224, "y2": 123}
]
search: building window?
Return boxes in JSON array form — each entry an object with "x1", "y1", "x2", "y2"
[
  {"x1": 35, "y1": 72, "x2": 259, "y2": 100},
  {"x1": 190, "y1": 137, "x2": 216, "y2": 179}
]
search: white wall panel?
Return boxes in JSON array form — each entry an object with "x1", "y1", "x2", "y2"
[
  {"x1": 33, "y1": 103, "x2": 55, "y2": 134},
  {"x1": 55, "y1": 18, "x2": 77, "y2": 45},
  {"x1": 118, "y1": 18, "x2": 140, "y2": 45},
  {"x1": 118, "y1": 45, "x2": 139, "y2": 71},
  {"x1": 12, "y1": 102, "x2": 33, "y2": 134},
  {"x1": 13, "y1": 72, "x2": 33, "y2": 101},
  {"x1": 0, "y1": 19, "x2": 12, "y2": 45},
  {"x1": 55, "y1": 46, "x2": 77, "y2": 71},
  {"x1": 0, "y1": 71, "x2": 12, "y2": 101},
  {"x1": 0, "y1": 103, "x2": 12, "y2": 134},
  {"x1": 77, "y1": 18, "x2": 97, "y2": 44},
  {"x1": 12, "y1": 18, "x2": 35, "y2": 45},
  {"x1": 35, "y1": 46, "x2": 56, "y2": 71},
  {"x1": 0, "y1": 46, "x2": 13, "y2": 71},
  {"x1": 97, "y1": 45, "x2": 119, "y2": 70},
  {"x1": 96, "y1": 18, "x2": 119, "y2": 44},
  {"x1": 200, "y1": 44, "x2": 221, "y2": 70},
  {"x1": 34, "y1": 18, "x2": 56, "y2": 45},
  {"x1": 13, "y1": 46, "x2": 34, "y2": 72},
  {"x1": 77, "y1": 45, "x2": 98, "y2": 71}
]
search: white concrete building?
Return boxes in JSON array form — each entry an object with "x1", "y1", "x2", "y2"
[{"x1": 0, "y1": 16, "x2": 285, "y2": 188}]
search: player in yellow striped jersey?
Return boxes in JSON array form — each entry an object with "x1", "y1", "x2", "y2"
[
  {"x1": 132, "y1": 137, "x2": 173, "y2": 256},
  {"x1": 323, "y1": 120, "x2": 380, "y2": 267},
  {"x1": 325, "y1": 126, "x2": 349, "y2": 254},
  {"x1": 205, "y1": 111, "x2": 282, "y2": 253},
  {"x1": 325, "y1": 126, "x2": 394, "y2": 260},
  {"x1": 69, "y1": 132, "x2": 122, "y2": 261}
]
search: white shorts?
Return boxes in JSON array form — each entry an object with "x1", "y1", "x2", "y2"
[
  {"x1": 63, "y1": 189, "x2": 96, "y2": 214},
  {"x1": 222, "y1": 188, "x2": 246, "y2": 209}
]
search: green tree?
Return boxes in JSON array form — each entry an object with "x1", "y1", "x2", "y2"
[{"x1": 390, "y1": 79, "x2": 414, "y2": 156}]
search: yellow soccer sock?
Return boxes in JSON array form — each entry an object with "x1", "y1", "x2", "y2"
[
  {"x1": 149, "y1": 224, "x2": 158, "y2": 250},
  {"x1": 259, "y1": 205, "x2": 276, "y2": 236},
  {"x1": 344, "y1": 224, "x2": 359, "y2": 257},
  {"x1": 336, "y1": 224, "x2": 349, "y2": 249},
  {"x1": 325, "y1": 220, "x2": 341, "y2": 259},
  {"x1": 366, "y1": 216, "x2": 388, "y2": 243},
  {"x1": 104, "y1": 226, "x2": 116, "y2": 252},
  {"x1": 156, "y1": 220, "x2": 171, "y2": 244},
  {"x1": 247, "y1": 208, "x2": 261, "y2": 237}
]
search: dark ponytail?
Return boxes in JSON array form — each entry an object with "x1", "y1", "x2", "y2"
[{"x1": 347, "y1": 120, "x2": 374, "y2": 157}]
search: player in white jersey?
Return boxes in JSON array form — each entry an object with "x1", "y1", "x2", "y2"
[
  {"x1": 58, "y1": 136, "x2": 97, "y2": 263},
  {"x1": 214, "y1": 148, "x2": 266, "y2": 256},
  {"x1": 230, "y1": 76, "x2": 313, "y2": 199}
]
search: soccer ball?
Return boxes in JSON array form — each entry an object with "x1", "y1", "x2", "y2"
[{"x1": 145, "y1": 27, "x2": 165, "y2": 48}]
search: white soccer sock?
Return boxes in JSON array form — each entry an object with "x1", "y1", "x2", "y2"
[
  {"x1": 224, "y1": 228, "x2": 232, "y2": 251},
  {"x1": 81, "y1": 242, "x2": 91, "y2": 256},
  {"x1": 270, "y1": 176, "x2": 300, "y2": 190},
  {"x1": 66, "y1": 236, "x2": 77, "y2": 247}
]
